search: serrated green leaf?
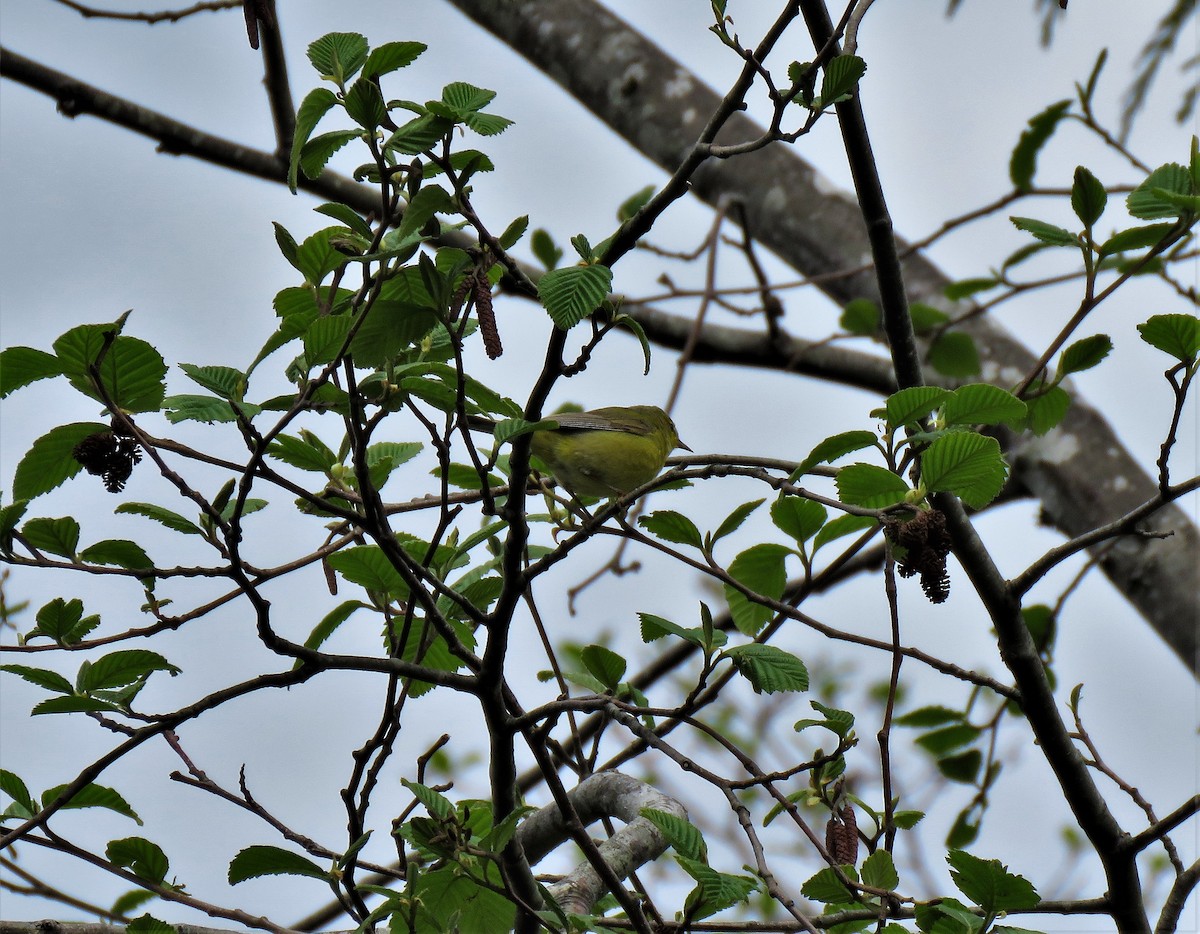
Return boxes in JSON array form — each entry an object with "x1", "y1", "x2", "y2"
[
  {"x1": 1058, "y1": 334, "x2": 1112, "y2": 375},
  {"x1": 299, "y1": 129, "x2": 362, "y2": 181},
  {"x1": 79, "y1": 650, "x2": 179, "y2": 692},
  {"x1": 937, "y1": 749, "x2": 982, "y2": 783},
  {"x1": 178, "y1": 363, "x2": 246, "y2": 401},
  {"x1": 47, "y1": 784, "x2": 142, "y2": 824},
  {"x1": 941, "y1": 384, "x2": 1026, "y2": 428},
  {"x1": 267, "y1": 432, "x2": 339, "y2": 472},
  {"x1": 12, "y1": 422, "x2": 109, "y2": 500},
  {"x1": 0, "y1": 346, "x2": 64, "y2": 398},
  {"x1": 21, "y1": 516, "x2": 80, "y2": 559},
  {"x1": 114, "y1": 503, "x2": 202, "y2": 536},
  {"x1": 1070, "y1": 165, "x2": 1107, "y2": 227},
  {"x1": 27, "y1": 597, "x2": 98, "y2": 645},
  {"x1": 641, "y1": 808, "x2": 706, "y2": 862},
  {"x1": 0, "y1": 769, "x2": 36, "y2": 816},
  {"x1": 307, "y1": 32, "x2": 369, "y2": 85},
  {"x1": 402, "y1": 778, "x2": 454, "y2": 819},
  {"x1": 289, "y1": 87, "x2": 339, "y2": 189},
  {"x1": 638, "y1": 612, "x2": 707, "y2": 647},
  {"x1": 722, "y1": 643, "x2": 808, "y2": 694},
  {"x1": 161, "y1": 395, "x2": 241, "y2": 424},
  {"x1": 1023, "y1": 382, "x2": 1071, "y2": 435},
  {"x1": 884, "y1": 386, "x2": 950, "y2": 429},
  {"x1": 920, "y1": 433, "x2": 1008, "y2": 509},
  {"x1": 947, "y1": 849, "x2": 1041, "y2": 912},
  {"x1": 79, "y1": 539, "x2": 153, "y2": 575},
  {"x1": 1138, "y1": 313, "x2": 1200, "y2": 361},
  {"x1": 676, "y1": 855, "x2": 760, "y2": 920},
  {"x1": 818, "y1": 54, "x2": 866, "y2": 105},
  {"x1": 770, "y1": 496, "x2": 827, "y2": 543},
  {"x1": 711, "y1": 499, "x2": 764, "y2": 545},
  {"x1": 1, "y1": 664, "x2": 75, "y2": 695},
  {"x1": 1099, "y1": 222, "x2": 1179, "y2": 256},
  {"x1": 1127, "y1": 163, "x2": 1192, "y2": 219},
  {"x1": 106, "y1": 836, "x2": 167, "y2": 882},
  {"x1": 124, "y1": 915, "x2": 173, "y2": 934},
  {"x1": 835, "y1": 464, "x2": 909, "y2": 509},
  {"x1": 326, "y1": 545, "x2": 408, "y2": 598},
  {"x1": 33, "y1": 696, "x2": 121, "y2": 716},
  {"x1": 302, "y1": 314, "x2": 355, "y2": 366},
  {"x1": 344, "y1": 77, "x2": 386, "y2": 129},
  {"x1": 723, "y1": 542, "x2": 788, "y2": 635},
  {"x1": 362, "y1": 40, "x2": 426, "y2": 79},
  {"x1": 580, "y1": 644, "x2": 626, "y2": 689},
  {"x1": 638, "y1": 510, "x2": 703, "y2": 548},
  {"x1": 1010, "y1": 216, "x2": 1080, "y2": 247},
  {"x1": 52, "y1": 326, "x2": 167, "y2": 413},
  {"x1": 229, "y1": 845, "x2": 329, "y2": 884},
  {"x1": 862, "y1": 848, "x2": 899, "y2": 890},
  {"x1": 1010, "y1": 99, "x2": 1072, "y2": 190},
  {"x1": 812, "y1": 513, "x2": 878, "y2": 552},
  {"x1": 537, "y1": 264, "x2": 613, "y2": 329},
  {"x1": 800, "y1": 864, "x2": 860, "y2": 904},
  {"x1": 797, "y1": 430, "x2": 877, "y2": 475}
]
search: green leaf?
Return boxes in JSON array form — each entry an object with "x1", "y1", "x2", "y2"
[
  {"x1": 638, "y1": 613, "x2": 708, "y2": 648},
  {"x1": 302, "y1": 314, "x2": 355, "y2": 367},
  {"x1": 1138, "y1": 313, "x2": 1200, "y2": 362},
  {"x1": 722, "y1": 643, "x2": 808, "y2": 694},
  {"x1": 115, "y1": 504, "x2": 201, "y2": 537},
  {"x1": 289, "y1": 87, "x2": 338, "y2": 189},
  {"x1": 1009, "y1": 99, "x2": 1071, "y2": 190},
  {"x1": 1, "y1": 769, "x2": 37, "y2": 817},
  {"x1": 326, "y1": 545, "x2": 409, "y2": 598},
  {"x1": 0, "y1": 346, "x2": 63, "y2": 398},
  {"x1": 314, "y1": 202, "x2": 374, "y2": 240},
  {"x1": 840, "y1": 298, "x2": 880, "y2": 336},
  {"x1": 947, "y1": 849, "x2": 1041, "y2": 912},
  {"x1": 345, "y1": 77, "x2": 387, "y2": 129},
  {"x1": 895, "y1": 705, "x2": 963, "y2": 727},
  {"x1": 530, "y1": 228, "x2": 563, "y2": 270},
  {"x1": 937, "y1": 749, "x2": 982, "y2": 783},
  {"x1": 929, "y1": 331, "x2": 982, "y2": 378},
  {"x1": 79, "y1": 539, "x2": 153, "y2": 575},
  {"x1": 33, "y1": 696, "x2": 120, "y2": 716},
  {"x1": 178, "y1": 363, "x2": 246, "y2": 401},
  {"x1": 638, "y1": 510, "x2": 703, "y2": 548},
  {"x1": 711, "y1": 499, "x2": 764, "y2": 546},
  {"x1": 910, "y1": 302, "x2": 951, "y2": 333},
  {"x1": 362, "y1": 40, "x2": 426, "y2": 79},
  {"x1": 78, "y1": 650, "x2": 180, "y2": 692},
  {"x1": 52, "y1": 326, "x2": 167, "y2": 413},
  {"x1": 27, "y1": 597, "x2": 99, "y2": 645},
  {"x1": 580, "y1": 644, "x2": 626, "y2": 690},
  {"x1": 1023, "y1": 382, "x2": 1071, "y2": 435},
  {"x1": 47, "y1": 784, "x2": 142, "y2": 824},
  {"x1": 299, "y1": 130, "x2": 362, "y2": 181},
  {"x1": 1, "y1": 664, "x2": 74, "y2": 695},
  {"x1": 1057, "y1": 334, "x2": 1112, "y2": 375},
  {"x1": 941, "y1": 385, "x2": 1026, "y2": 428},
  {"x1": 497, "y1": 214, "x2": 529, "y2": 250},
  {"x1": 770, "y1": 496, "x2": 827, "y2": 543},
  {"x1": 394, "y1": 185, "x2": 454, "y2": 247},
  {"x1": 307, "y1": 32, "x2": 369, "y2": 85},
  {"x1": 893, "y1": 810, "x2": 925, "y2": 829},
  {"x1": 884, "y1": 386, "x2": 950, "y2": 429},
  {"x1": 12, "y1": 422, "x2": 109, "y2": 500},
  {"x1": 124, "y1": 915, "x2": 174, "y2": 934},
  {"x1": 229, "y1": 845, "x2": 329, "y2": 884},
  {"x1": 946, "y1": 811, "x2": 980, "y2": 848},
  {"x1": 402, "y1": 779, "x2": 455, "y2": 819},
  {"x1": 920, "y1": 433, "x2": 1008, "y2": 509},
  {"x1": 1099, "y1": 222, "x2": 1179, "y2": 256},
  {"x1": 800, "y1": 864, "x2": 860, "y2": 904},
  {"x1": 641, "y1": 808, "x2": 706, "y2": 862},
  {"x1": 723, "y1": 543, "x2": 788, "y2": 635},
  {"x1": 1010, "y1": 216, "x2": 1080, "y2": 247},
  {"x1": 21, "y1": 516, "x2": 80, "y2": 559},
  {"x1": 676, "y1": 855, "x2": 760, "y2": 920},
  {"x1": 1127, "y1": 163, "x2": 1192, "y2": 219},
  {"x1": 792, "y1": 699, "x2": 855, "y2": 737},
  {"x1": 915, "y1": 723, "x2": 981, "y2": 755},
  {"x1": 818, "y1": 54, "x2": 867, "y2": 105},
  {"x1": 106, "y1": 837, "x2": 167, "y2": 883},
  {"x1": 862, "y1": 849, "x2": 899, "y2": 890},
  {"x1": 617, "y1": 184, "x2": 656, "y2": 221},
  {"x1": 943, "y1": 277, "x2": 999, "y2": 301},
  {"x1": 812, "y1": 513, "x2": 878, "y2": 552},
  {"x1": 797, "y1": 430, "x2": 877, "y2": 475},
  {"x1": 268, "y1": 432, "x2": 339, "y2": 473},
  {"x1": 1070, "y1": 166, "x2": 1107, "y2": 227},
  {"x1": 296, "y1": 226, "x2": 351, "y2": 286},
  {"x1": 161, "y1": 394, "x2": 241, "y2": 425},
  {"x1": 537, "y1": 264, "x2": 613, "y2": 329},
  {"x1": 835, "y1": 464, "x2": 909, "y2": 508}
]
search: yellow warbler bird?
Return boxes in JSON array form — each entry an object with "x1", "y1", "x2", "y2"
[{"x1": 528, "y1": 405, "x2": 690, "y2": 499}]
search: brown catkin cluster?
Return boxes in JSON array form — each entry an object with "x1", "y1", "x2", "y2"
[
  {"x1": 73, "y1": 430, "x2": 142, "y2": 493},
  {"x1": 887, "y1": 508, "x2": 953, "y2": 604},
  {"x1": 825, "y1": 803, "x2": 858, "y2": 866}
]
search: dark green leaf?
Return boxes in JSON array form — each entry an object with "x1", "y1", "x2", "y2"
[
  {"x1": 812, "y1": 513, "x2": 878, "y2": 552},
  {"x1": 915, "y1": 723, "x2": 981, "y2": 755},
  {"x1": 947, "y1": 849, "x2": 1041, "y2": 912},
  {"x1": 638, "y1": 510, "x2": 703, "y2": 548},
  {"x1": 13, "y1": 422, "x2": 109, "y2": 500},
  {"x1": 344, "y1": 77, "x2": 386, "y2": 129},
  {"x1": 920, "y1": 432, "x2": 1008, "y2": 509},
  {"x1": 676, "y1": 856, "x2": 760, "y2": 920},
  {"x1": 79, "y1": 650, "x2": 179, "y2": 692},
  {"x1": 1, "y1": 664, "x2": 74, "y2": 695},
  {"x1": 617, "y1": 185, "x2": 656, "y2": 221},
  {"x1": 326, "y1": 545, "x2": 409, "y2": 598},
  {"x1": 1058, "y1": 334, "x2": 1112, "y2": 375},
  {"x1": 290, "y1": 87, "x2": 339, "y2": 189},
  {"x1": 641, "y1": 808, "x2": 706, "y2": 862},
  {"x1": 1138, "y1": 313, "x2": 1200, "y2": 361},
  {"x1": 1009, "y1": 216, "x2": 1080, "y2": 247},
  {"x1": 229, "y1": 845, "x2": 329, "y2": 884},
  {"x1": 161, "y1": 395, "x2": 240, "y2": 425},
  {"x1": 1023, "y1": 382, "x2": 1071, "y2": 435},
  {"x1": 943, "y1": 278, "x2": 999, "y2": 301},
  {"x1": 178, "y1": 363, "x2": 246, "y2": 401},
  {"x1": 797, "y1": 430, "x2": 877, "y2": 475},
  {"x1": 862, "y1": 848, "x2": 899, "y2": 890},
  {"x1": 1099, "y1": 222, "x2": 1179, "y2": 256},
  {"x1": 722, "y1": 643, "x2": 808, "y2": 694},
  {"x1": 941, "y1": 385, "x2": 1026, "y2": 428},
  {"x1": 835, "y1": 464, "x2": 909, "y2": 508},
  {"x1": 299, "y1": 130, "x2": 362, "y2": 181},
  {"x1": 884, "y1": 386, "x2": 950, "y2": 429},
  {"x1": 770, "y1": 496, "x2": 826, "y2": 543},
  {"x1": 0, "y1": 346, "x2": 63, "y2": 398},
  {"x1": 937, "y1": 749, "x2": 982, "y2": 783},
  {"x1": 530, "y1": 229, "x2": 563, "y2": 270},
  {"x1": 1127, "y1": 163, "x2": 1191, "y2": 219},
  {"x1": 47, "y1": 784, "x2": 142, "y2": 824},
  {"x1": 723, "y1": 543, "x2": 789, "y2": 635},
  {"x1": 929, "y1": 331, "x2": 982, "y2": 378},
  {"x1": 497, "y1": 214, "x2": 529, "y2": 249},
  {"x1": 818, "y1": 54, "x2": 866, "y2": 105},
  {"x1": 1010, "y1": 99, "x2": 1072, "y2": 190},
  {"x1": 711, "y1": 499, "x2": 764, "y2": 545},
  {"x1": 896, "y1": 705, "x2": 962, "y2": 727},
  {"x1": 840, "y1": 298, "x2": 880, "y2": 336},
  {"x1": 1070, "y1": 166, "x2": 1107, "y2": 227},
  {"x1": 307, "y1": 32, "x2": 369, "y2": 85},
  {"x1": 0, "y1": 769, "x2": 36, "y2": 817},
  {"x1": 362, "y1": 40, "x2": 426, "y2": 79},
  {"x1": 106, "y1": 837, "x2": 167, "y2": 883},
  {"x1": 800, "y1": 864, "x2": 860, "y2": 904},
  {"x1": 21, "y1": 516, "x2": 80, "y2": 559},
  {"x1": 52, "y1": 326, "x2": 167, "y2": 413},
  {"x1": 537, "y1": 264, "x2": 613, "y2": 329},
  {"x1": 27, "y1": 597, "x2": 98, "y2": 645},
  {"x1": 580, "y1": 644, "x2": 626, "y2": 689},
  {"x1": 79, "y1": 539, "x2": 153, "y2": 574}
]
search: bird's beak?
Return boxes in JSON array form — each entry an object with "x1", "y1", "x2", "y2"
[{"x1": 677, "y1": 439, "x2": 693, "y2": 453}]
